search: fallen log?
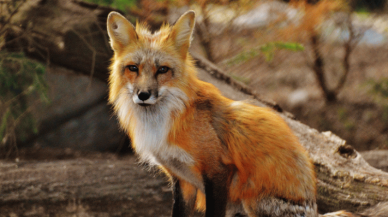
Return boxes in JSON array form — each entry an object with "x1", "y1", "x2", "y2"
[{"x1": 3, "y1": 0, "x2": 388, "y2": 214}]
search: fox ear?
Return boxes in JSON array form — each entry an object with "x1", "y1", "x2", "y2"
[
  {"x1": 107, "y1": 12, "x2": 138, "y2": 53},
  {"x1": 170, "y1": 11, "x2": 196, "y2": 59}
]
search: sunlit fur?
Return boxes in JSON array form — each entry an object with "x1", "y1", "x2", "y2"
[{"x1": 107, "y1": 11, "x2": 317, "y2": 217}]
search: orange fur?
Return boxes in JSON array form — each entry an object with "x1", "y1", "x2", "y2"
[
  {"x1": 107, "y1": 10, "x2": 316, "y2": 216},
  {"x1": 166, "y1": 82, "x2": 316, "y2": 209}
]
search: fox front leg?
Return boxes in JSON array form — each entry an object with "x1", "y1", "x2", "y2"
[
  {"x1": 172, "y1": 177, "x2": 197, "y2": 217},
  {"x1": 203, "y1": 173, "x2": 228, "y2": 217},
  {"x1": 172, "y1": 177, "x2": 187, "y2": 217}
]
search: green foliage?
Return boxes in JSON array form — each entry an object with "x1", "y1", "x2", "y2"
[
  {"x1": 230, "y1": 74, "x2": 251, "y2": 85},
  {"x1": 0, "y1": 52, "x2": 49, "y2": 147},
  {"x1": 367, "y1": 78, "x2": 388, "y2": 98},
  {"x1": 227, "y1": 49, "x2": 259, "y2": 66},
  {"x1": 355, "y1": 8, "x2": 370, "y2": 17},
  {"x1": 260, "y1": 42, "x2": 305, "y2": 62},
  {"x1": 82, "y1": 0, "x2": 137, "y2": 11},
  {"x1": 337, "y1": 107, "x2": 355, "y2": 131},
  {"x1": 227, "y1": 42, "x2": 305, "y2": 65},
  {"x1": 366, "y1": 78, "x2": 388, "y2": 122}
]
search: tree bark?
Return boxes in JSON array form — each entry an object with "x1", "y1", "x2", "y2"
[
  {"x1": 2, "y1": 0, "x2": 388, "y2": 214},
  {"x1": 310, "y1": 33, "x2": 337, "y2": 102}
]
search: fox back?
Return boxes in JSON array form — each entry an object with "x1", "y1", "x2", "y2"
[{"x1": 107, "y1": 10, "x2": 320, "y2": 217}]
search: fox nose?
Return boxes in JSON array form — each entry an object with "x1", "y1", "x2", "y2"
[{"x1": 138, "y1": 91, "x2": 151, "y2": 101}]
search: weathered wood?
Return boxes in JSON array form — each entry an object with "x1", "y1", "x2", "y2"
[
  {"x1": 0, "y1": 152, "x2": 174, "y2": 217},
  {"x1": 3, "y1": 0, "x2": 388, "y2": 215}
]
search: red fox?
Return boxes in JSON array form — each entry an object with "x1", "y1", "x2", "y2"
[{"x1": 106, "y1": 10, "x2": 354, "y2": 217}]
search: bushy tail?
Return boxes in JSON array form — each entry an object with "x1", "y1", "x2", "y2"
[{"x1": 321, "y1": 202, "x2": 388, "y2": 217}]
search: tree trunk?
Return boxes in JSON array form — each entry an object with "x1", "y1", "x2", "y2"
[
  {"x1": 2, "y1": 0, "x2": 388, "y2": 214},
  {"x1": 310, "y1": 33, "x2": 337, "y2": 102}
]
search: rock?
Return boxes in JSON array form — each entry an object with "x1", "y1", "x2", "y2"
[
  {"x1": 29, "y1": 65, "x2": 123, "y2": 152},
  {"x1": 32, "y1": 65, "x2": 107, "y2": 127},
  {"x1": 361, "y1": 150, "x2": 388, "y2": 172},
  {"x1": 287, "y1": 89, "x2": 310, "y2": 108},
  {"x1": 35, "y1": 102, "x2": 122, "y2": 152}
]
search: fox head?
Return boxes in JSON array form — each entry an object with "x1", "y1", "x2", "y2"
[{"x1": 107, "y1": 11, "x2": 196, "y2": 109}]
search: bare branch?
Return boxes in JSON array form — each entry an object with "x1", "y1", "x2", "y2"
[
  {"x1": 333, "y1": 14, "x2": 361, "y2": 95},
  {"x1": 310, "y1": 32, "x2": 336, "y2": 102},
  {"x1": 0, "y1": 0, "x2": 26, "y2": 36}
]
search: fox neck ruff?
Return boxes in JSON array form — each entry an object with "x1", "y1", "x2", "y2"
[{"x1": 115, "y1": 85, "x2": 194, "y2": 165}]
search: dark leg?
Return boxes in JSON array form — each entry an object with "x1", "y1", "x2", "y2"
[
  {"x1": 203, "y1": 173, "x2": 228, "y2": 217},
  {"x1": 172, "y1": 177, "x2": 187, "y2": 217}
]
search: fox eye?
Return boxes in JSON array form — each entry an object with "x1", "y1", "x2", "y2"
[
  {"x1": 157, "y1": 66, "x2": 169, "y2": 74},
  {"x1": 127, "y1": 65, "x2": 138, "y2": 72}
]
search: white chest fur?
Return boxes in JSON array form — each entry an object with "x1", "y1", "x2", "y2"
[
  {"x1": 134, "y1": 118, "x2": 204, "y2": 190},
  {"x1": 115, "y1": 86, "x2": 204, "y2": 190},
  {"x1": 124, "y1": 87, "x2": 193, "y2": 164},
  {"x1": 131, "y1": 107, "x2": 204, "y2": 190},
  {"x1": 132, "y1": 111, "x2": 193, "y2": 166}
]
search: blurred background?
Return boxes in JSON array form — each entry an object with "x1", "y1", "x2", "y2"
[
  {"x1": 1, "y1": 0, "x2": 388, "y2": 216},
  {"x1": 1, "y1": 0, "x2": 387, "y2": 157}
]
